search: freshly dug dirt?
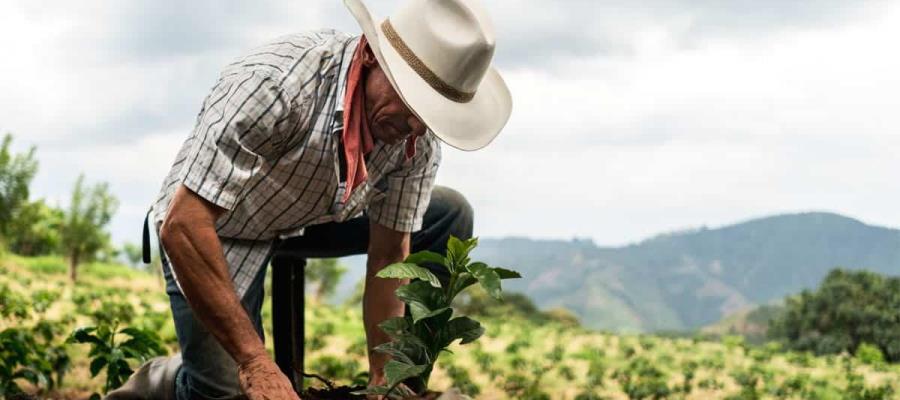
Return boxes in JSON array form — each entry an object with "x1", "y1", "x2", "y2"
[
  {"x1": 299, "y1": 385, "x2": 367, "y2": 399},
  {"x1": 299, "y1": 386, "x2": 444, "y2": 400},
  {"x1": 297, "y1": 373, "x2": 466, "y2": 399}
]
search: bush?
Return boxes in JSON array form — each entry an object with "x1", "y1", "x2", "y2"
[
  {"x1": 612, "y1": 356, "x2": 671, "y2": 400},
  {"x1": 769, "y1": 269, "x2": 900, "y2": 362},
  {"x1": 0, "y1": 284, "x2": 70, "y2": 396},
  {"x1": 364, "y1": 237, "x2": 520, "y2": 398},
  {"x1": 855, "y1": 343, "x2": 885, "y2": 366},
  {"x1": 68, "y1": 323, "x2": 166, "y2": 397}
]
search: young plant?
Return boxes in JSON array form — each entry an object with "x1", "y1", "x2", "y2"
[
  {"x1": 0, "y1": 284, "x2": 70, "y2": 396},
  {"x1": 364, "y1": 236, "x2": 520, "y2": 398},
  {"x1": 68, "y1": 323, "x2": 165, "y2": 398}
]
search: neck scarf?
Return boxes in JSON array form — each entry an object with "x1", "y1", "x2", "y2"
[{"x1": 341, "y1": 37, "x2": 422, "y2": 203}]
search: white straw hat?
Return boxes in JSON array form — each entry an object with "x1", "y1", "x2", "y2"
[{"x1": 343, "y1": 0, "x2": 512, "y2": 151}]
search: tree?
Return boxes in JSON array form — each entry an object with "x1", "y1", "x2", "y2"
[
  {"x1": 59, "y1": 174, "x2": 118, "y2": 282},
  {"x1": 0, "y1": 133, "x2": 38, "y2": 243},
  {"x1": 304, "y1": 258, "x2": 347, "y2": 303},
  {"x1": 7, "y1": 199, "x2": 64, "y2": 256},
  {"x1": 768, "y1": 268, "x2": 900, "y2": 362},
  {"x1": 121, "y1": 242, "x2": 143, "y2": 267}
]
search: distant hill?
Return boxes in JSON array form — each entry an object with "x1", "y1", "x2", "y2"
[
  {"x1": 334, "y1": 212, "x2": 900, "y2": 333},
  {"x1": 700, "y1": 303, "x2": 785, "y2": 344}
]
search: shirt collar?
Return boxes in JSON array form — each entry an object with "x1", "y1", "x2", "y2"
[{"x1": 335, "y1": 35, "x2": 362, "y2": 116}]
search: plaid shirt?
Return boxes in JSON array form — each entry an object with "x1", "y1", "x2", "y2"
[{"x1": 151, "y1": 30, "x2": 441, "y2": 298}]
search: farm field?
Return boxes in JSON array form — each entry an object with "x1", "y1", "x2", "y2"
[{"x1": 2, "y1": 254, "x2": 899, "y2": 400}]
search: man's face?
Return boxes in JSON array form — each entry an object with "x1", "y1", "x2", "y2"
[{"x1": 361, "y1": 49, "x2": 427, "y2": 145}]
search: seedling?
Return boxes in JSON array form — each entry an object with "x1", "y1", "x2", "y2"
[
  {"x1": 68, "y1": 323, "x2": 165, "y2": 398},
  {"x1": 364, "y1": 236, "x2": 520, "y2": 399}
]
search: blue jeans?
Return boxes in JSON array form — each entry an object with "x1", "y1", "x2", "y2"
[
  {"x1": 162, "y1": 250, "x2": 267, "y2": 400},
  {"x1": 162, "y1": 186, "x2": 473, "y2": 399}
]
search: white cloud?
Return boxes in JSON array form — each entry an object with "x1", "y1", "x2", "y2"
[
  {"x1": 2, "y1": 0, "x2": 899, "y2": 247},
  {"x1": 437, "y1": 2, "x2": 900, "y2": 244}
]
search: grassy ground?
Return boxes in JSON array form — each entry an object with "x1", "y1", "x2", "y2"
[{"x1": 3, "y1": 254, "x2": 899, "y2": 399}]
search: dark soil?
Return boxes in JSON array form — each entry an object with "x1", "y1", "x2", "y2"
[
  {"x1": 299, "y1": 385, "x2": 367, "y2": 399},
  {"x1": 299, "y1": 387, "x2": 443, "y2": 400},
  {"x1": 298, "y1": 372, "x2": 443, "y2": 399}
]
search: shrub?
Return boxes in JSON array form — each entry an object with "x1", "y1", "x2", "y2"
[
  {"x1": 855, "y1": 343, "x2": 885, "y2": 366},
  {"x1": 363, "y1": 236, "x2": 520, "y2": 398},
  {"x1": 0, "y1": 284, "x2": 70, "y2": 396},
  {"x1": 502, "y1": 373, "x2": 550, "y2": 400},
  {"x1": 68, "y1": 323, "x2": 166, "y2": 397},
  {"x1": 769, "y1": 269, "x2": 900, "y2": 362},
  {"x1": 308, "y1": 355, "x2": 365, "y2": 387},
  {"x1": 444, "y1": 364, "x2": 481, "y2": 396},
  {"x1": 612, "y1": 356, "x2": 671, "y2": 400}
]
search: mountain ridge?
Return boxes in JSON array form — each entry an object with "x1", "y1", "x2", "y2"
[{"x1": 334, "y1": 211, "x2": 900, "y2": 332}]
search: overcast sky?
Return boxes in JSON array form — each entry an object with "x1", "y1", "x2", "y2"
[{"x1": 2, "y1": 0, "x2": 899, "y2": 247}]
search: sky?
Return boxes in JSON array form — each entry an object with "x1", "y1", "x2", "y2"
[{"x1": 1, "y1": 0, "x2": 899, "y2": 247}]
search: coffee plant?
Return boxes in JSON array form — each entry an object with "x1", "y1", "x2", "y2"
[
  {"x1": 612, "y1": 356, "x2": 672, "y2": 400},
  {"x1": 68, "y1": 322, "x2": 166, "y2": 397},
  {"x1": 0, "y1": 283, "x2": 70, "y2": 397},
  {"x1": 362, "y1": 236, "x2": 521, "y2": 398}
]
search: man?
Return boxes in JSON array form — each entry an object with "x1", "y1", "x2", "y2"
[{"x1": 109, "y1": 0, "x2": 511, "y2": 398}]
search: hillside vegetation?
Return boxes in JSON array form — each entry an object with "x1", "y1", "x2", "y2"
[
  {"x1": 4, "y1": 254, "x2": 900, "y2": 399},
  {"x1": 463, "y1": 212, "x2": 900, "y2": 332}
]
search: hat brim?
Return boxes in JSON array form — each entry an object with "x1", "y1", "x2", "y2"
[{"x1": 343, "y1": 0, "x2": 512, "y2": 151}]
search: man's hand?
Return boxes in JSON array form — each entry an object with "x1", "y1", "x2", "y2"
[
  {"x1": 162, "y1": 185, "x2": 289, "y2": 398},
  {"x1": 237, "y1": 353, "x2": 300, "y2": 400}
]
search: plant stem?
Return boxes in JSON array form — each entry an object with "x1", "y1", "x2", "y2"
[{"x1": 384, "y1": 381, "x2": 402, "y2": 399}]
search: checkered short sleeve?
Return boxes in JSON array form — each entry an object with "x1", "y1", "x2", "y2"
[
  {"x1": 367, "y1": 132, "x2": 442, "y2": 233},
  {"x1": 178, "y1": 71, "x2": 292, "y2": 210}
]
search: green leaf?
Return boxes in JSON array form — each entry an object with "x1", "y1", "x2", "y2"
[
  {"x1": 440, "y1": 317, "x2": 485, "y2": 346},
  {"x1": 89, "y1": 357, "x2": 107, "y2": 377},
  {"x1": 69, "y1": 327, "x2": 104, "y2": 346},
  {"x1": 376, "y1": 263, "x2": 442, "y2": 288},
  {"x1": 378, "y1": 317, "x2": 411, "y2": 339},
  {"x1": 118, "y1": 327, "x2": 149, "y2": 338},
  {"x1": 494, "y1": 267, "x2": 522, "y2": 280},
  {"x1": 395, "y1": 281, "x2": 446, "y2": 323},
  {"x1": 384, "y1": 360, "x2": 427, "y2": 387},
  {"x1": 414, "y1": 307, "x2": 452, "y2": 325},
  {"x1": 404, "y1": 251, "x2": 447, "y2": 268},
  {"x1": 373, "y1": 341, "x2": 416, "y2": 365},
  {"x1": 447, "y1": 236, "x2": 477, "y2": 271},
  {"x1": 467, "y1": 262, "x2": 502, "y2": 299},
  {"x1": 374, "y1": 332, "x2": 431, "y2": 365}
]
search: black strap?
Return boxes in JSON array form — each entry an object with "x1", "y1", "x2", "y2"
[{"x1": 142, "y1": 209, "x2": 152, "y2": 264}]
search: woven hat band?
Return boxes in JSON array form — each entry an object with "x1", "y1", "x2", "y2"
[{"x1": 381, "y1": 19, "x2": 476, "y2": 103}]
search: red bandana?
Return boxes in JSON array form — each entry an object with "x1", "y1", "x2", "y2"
[{"x1": 341, "y1": 37, "x2": 422, "y2": 203}]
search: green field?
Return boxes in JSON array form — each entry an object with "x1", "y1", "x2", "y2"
[{"x1": 2, "y1": 255, "x2": 899, "y2": 399}]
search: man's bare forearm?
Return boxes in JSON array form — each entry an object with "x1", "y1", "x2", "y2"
[
  {"x1": 363, "y1": 257, "x2": 409, "y2": 376},
  {"x1": 160, "y1": 188, "x2": 266, "y2": 366},
  {"x1": 363, "y1": 223, "x2": 412, "y2": 382}
]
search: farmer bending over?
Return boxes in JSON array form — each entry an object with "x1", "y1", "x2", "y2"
[{"x1": 108, "y1": 0, "x2": 511, "y2": 398}]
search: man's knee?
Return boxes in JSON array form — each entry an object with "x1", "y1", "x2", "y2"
[
  {"x1": 431, "y1": 186, "x2": 473, "y2": 221},
  {"x1": 178, "y1": 345, "x2": 243, "y2": 399},
  {"x1": 428, "y1": 186, "x2": 474, "y2": 239}
]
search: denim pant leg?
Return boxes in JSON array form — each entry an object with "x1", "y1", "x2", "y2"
[{"x1": 161, "y1": 250, "x2": 268, "y2": 400}]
